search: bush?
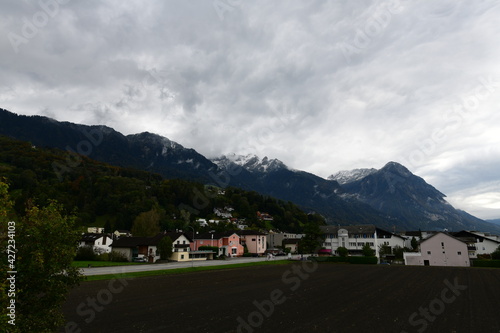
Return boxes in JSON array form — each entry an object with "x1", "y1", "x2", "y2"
[
  {"x1": 108, "y1": 251, "x2": 129, "y2": 262},
  {"x1": 472, "y1": 260, "x2": 500, "y2": 268},
  {"x1": 347, "y1": 256, "x2": 378, "y2": 265},
  {"x1": 337, "y1": 247, "x2": 348, "y2": 257},
  {"x1": 310, "y1": 256, "x2": 377, "y2": 264},
  {"x1": 75, "y1": 245, "x2": 98, "y2": 261},
  {"x1": 491, "y1": 246, "x2": 500, "y2": 260}
]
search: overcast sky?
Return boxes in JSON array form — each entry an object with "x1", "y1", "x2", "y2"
[{"x1": 1, "y1": 0, "x2": 500, "y2": 219}]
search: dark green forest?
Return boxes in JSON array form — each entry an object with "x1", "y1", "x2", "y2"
[{"x1": 0, "y1": 136, "x2": 324, "y2": 233}]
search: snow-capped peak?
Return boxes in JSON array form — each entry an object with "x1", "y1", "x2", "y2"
[
  {"x1": 328, "y1": 168, "x2": 377, "y2": 185},
  {"x1": 212, "y1": 154, "x2": 287, "y2": 173}
]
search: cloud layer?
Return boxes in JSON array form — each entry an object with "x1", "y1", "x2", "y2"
[{"x1": 1, "y1": 0, "x2": 499, "y2": 219}]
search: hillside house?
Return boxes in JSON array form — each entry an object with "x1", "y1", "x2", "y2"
[
  {"x1": 79, "y1": 233, "x2": 113, "y2": 253},
  {"x1": 404, "y1": 232, "x2": 470, "y2": 267},
  {"x1": 114, "y1": 229, "x2": 132, "y2": 238}
]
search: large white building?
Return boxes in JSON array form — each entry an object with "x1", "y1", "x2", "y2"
[{"x1": 320, "y1": 225, "x2": 405, "y2": 259}]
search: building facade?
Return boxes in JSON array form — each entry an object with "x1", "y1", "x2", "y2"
[
  {"x1": 404, "y1": 232, "x2": 470, "y2": 267},
  {"x1": 320, "y1": 225, "x2": 405, "y2": 259}
]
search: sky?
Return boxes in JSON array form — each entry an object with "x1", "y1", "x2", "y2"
[{"x1": 1, "y1": 0, "x2": 500, "y2": 220}]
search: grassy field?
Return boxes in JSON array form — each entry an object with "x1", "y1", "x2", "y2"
[{"x1": 83, "y1": 260, "x2": 290, "y2": 281}]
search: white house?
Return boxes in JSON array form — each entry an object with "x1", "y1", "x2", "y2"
[
  {"x1": 111, "y1": 232, "x2": 212, "y2": 262},
  {"x1": 451, "y1": 230, "x2": 500, "y2": 257},
  {"x1": 404, "y1": 232, "x2": 470, "y2": 267},
  {"x1": 320, "y1": 225, "x2": 406, "y2": 260},
  {"x1": 79, "y1": 233, "x2": 113, "y2": 253}
]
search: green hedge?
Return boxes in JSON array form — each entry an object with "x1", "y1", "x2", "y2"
[
  {"x1": 310, "y1": 256, "x2": 377, "y2": 264},
  {"x1": 347, "y1": 256, "x2": 378, "y2": 265},
  {"x1": 472, "y1": 260, "x2": 500, "y2": 268}
]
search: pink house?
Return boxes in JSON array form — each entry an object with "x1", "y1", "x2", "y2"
[
  {"x1": 237, "y1": 230, "x2": 267, "y2": 256},
  {"x1": 191, "y1": 231, "x2": 244, "y2": 257},
  {"x1": 404, "y1": 232, "x2": 470, "y2": 267}
]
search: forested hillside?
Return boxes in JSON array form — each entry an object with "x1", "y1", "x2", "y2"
[{"x1": 0, "y1": 136, "x2": 323, "y2": 233}]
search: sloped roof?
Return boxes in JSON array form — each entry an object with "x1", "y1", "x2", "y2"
[
  {"x1": 320, "y1": 224, "x2": 405, "y2": 240},
  {"x1": 194, "y1": 231, "x2": 239, "y2": 240},
  {"x1": 112, "y1": 232, "x2": 191, "y2": 248},
  {"x1": 451, "y1": 230, "x2": 500, "y2": 244},
  {"x1": 80, "y1": 233, "x2": 111, "y2": 242},
  {"x1": 236, "y1": 230, "x2": 267, "y2": 236},
  {"x1": 320, "y1": 224, "x2": 376, "y2": 234},
  {"x1": 420, "y1": 232, "x2": 468, "y2": 245}
]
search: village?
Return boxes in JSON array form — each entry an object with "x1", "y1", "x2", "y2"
[{"x1": 78, "y1": 207, "x2": 500, "y2": 267}]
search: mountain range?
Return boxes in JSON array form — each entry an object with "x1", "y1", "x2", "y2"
[{"x1": 1, "y1": 107, "x2": 499, "y2": 233}]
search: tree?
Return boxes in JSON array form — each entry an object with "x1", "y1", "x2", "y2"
[
  {"x1": 411, "y1": 236, "x2": 419, "y2": 251},
  {"x1": 2, "y1": 194, "x2": 83, "y2": 332},
  {"x1": 392, "y1": 245, "x2": 404, "y2": 260},
  {"x1": 362, "y1": 243, "x2": 375, "y2": 257},
  {"x1": 379, "y1": 244, "x2": 391, "y2": 256},
  {"x1": 158, "y1": 236, "x2": 173, "y2": 260},
  {"x1": 337, "y1": 246, "x2": 348, "y2": 257},
  {"x1": 131, "y1": 208, "x2": 161, "y2": 237},
  {"x1": 298, "y1": 221, "x2": 323, "y2": 254},
  {"x1": 492, "y1": 245, "x2": 500, "y2": 260}
]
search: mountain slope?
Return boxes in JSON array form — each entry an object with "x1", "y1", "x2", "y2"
[
  {"x1": 0, "y1": 108, "x2": 216, "y2": 183},
  {"x1": 328, "y1": 168, "x2": 377, "y2": 185},
  {"x1": 2, "y1": 108, "x2": 498, "y2": 233},
  {"x1": 342, "y1": 162, "x2": 500, "y2": 232}
]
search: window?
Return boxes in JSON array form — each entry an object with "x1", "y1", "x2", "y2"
[
  {"x1": 441, "y1": 242, "x2": 444, "y2": 246},
  {"x1": 183, "y1": 240, "x2": 186, "y2": 244},
  {"x1": 427, "y1": 251, "x2": 431, "y2": 255},
  {"x1": 457, "y1": 252, "x2": 462, "y2": 255},
  {"x1": 252, "y1": 238, "x2": 256, "y2": 241},
  {"x1": 181, "y1": 255, "x2": 184, "y2": 259}
]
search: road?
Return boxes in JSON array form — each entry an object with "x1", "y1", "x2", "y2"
[{"x1": 81, "y1": 256, "x2": 287, "y2": 276}]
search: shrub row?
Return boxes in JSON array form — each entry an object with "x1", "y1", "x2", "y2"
[
  {"x1": 310, "y1": 256, "x2": 378, "y2": 264},
  {"x1": 472, "y1": 260, "x2": 500, "y2": 268}
]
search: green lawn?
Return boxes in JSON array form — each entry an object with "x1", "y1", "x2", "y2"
[
  {"x1": 72, "y1": 261, "x2": 146, "y2": 268},
  {"x1": 84, "y1": 260, "x2": 291, "y2": 281}
]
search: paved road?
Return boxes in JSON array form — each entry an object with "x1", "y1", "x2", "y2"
[{"x1": 81, "y1": 256, "x2": 291, "y2": 276}]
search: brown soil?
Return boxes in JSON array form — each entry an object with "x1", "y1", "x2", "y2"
[{"x1": 60, "y1": 263, "x2": 500, "y2": 333}]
